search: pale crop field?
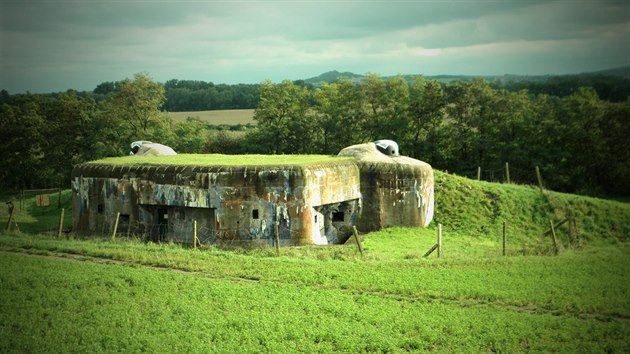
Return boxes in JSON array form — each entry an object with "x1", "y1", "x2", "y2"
[{"x1": 166, "y1": 109, "x2": 255, "y2": 125}]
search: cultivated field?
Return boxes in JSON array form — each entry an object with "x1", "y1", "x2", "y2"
[
  {"x1": 166, "y1": 109, "x2": 255, "y2": 125},
  {"x1": 1, "y1": 170, "x2": 629, "y2": 352}
]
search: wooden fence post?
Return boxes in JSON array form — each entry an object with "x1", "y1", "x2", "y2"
[
  {"x1": 57, "y1": 208, "x2": 65, "y2": 239},
  {"x1": 193, "y1": 220, "x2": 197, "y2": 249},
  {"x1": 111, "y1": 212, "x2": 120, "y2": 241},
  {"x1": 437, "y1": 224, "x2": 443, "y2": 258},
  {"x1": 352, "y1": 226, "x2": 364, "y2": 257},
  {"x1": 549, "y1": 219, "x2": 559, "y2": 255},
  {"x1": 505, "y1": 162, "x2": 511, "y2": 184},
  {"x1": 58, "y1": 188, "x2": 62, "y2": 209},
  {"x1": 423, "y1": 224, "x2": 444, "y2": 258},
  {"x1": 5, "y1": 202, "x2": 16, "y2": 232},
  {"x1": 502, "y1": 221, "x2": 507, "y2": 256},
  {"x1": 274, "y1": 206, "x2": 280, "y2": 255},
  {"x1": 422, "y1": 244, "x2": 438, "y2": 257},
  {"x1": 571, "y1": 218, "x2": 581, "y2": 248},
  {"x1": 535, "y1": 166, "x2": 544, "y2": 193},
  {"x1": 477, "y1": 166, "x2": 481, "y2": 181}
]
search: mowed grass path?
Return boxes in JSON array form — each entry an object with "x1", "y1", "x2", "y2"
[
  {"x1": 1, "y1": 234, "x2": 629, "y2": 353},
  {"x1": 166, "y1": 109, "x2": 255, "y2": 125}
]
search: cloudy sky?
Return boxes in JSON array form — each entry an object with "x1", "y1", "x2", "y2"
[{"x1": 1, "y1": 0, "x2": 628, "y2": 93}]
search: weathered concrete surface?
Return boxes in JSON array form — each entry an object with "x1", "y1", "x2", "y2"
[
  {"x1": 338, "y1": 142, "x2": 434, "y2": 231},
  {"x1": 72, "y1": 148, "x2": 433, "y2": 247},
  {"x1": 71, "y1": 160, "x2": 360, "y2": 246}
]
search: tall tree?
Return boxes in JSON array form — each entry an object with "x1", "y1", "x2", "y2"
[
  {"x1": 556, "y1": 87, "x2": 606, "y2": 192},
  {"x1": 42, "y1": 92, "x2": 99, "y2": 186},
  {"x1": 598, "y1": 99, "x2": 630, "y2": 195},
  {"x1": 253, "y1": 80, "x2": 312, "y2": 154},
  {"x1": 0, "y1": 95, "x2": 45, "y2": 189},
  {"x1": 407, "y1": 77, "x2": 445, "y2": 163},
  {"x1": 105, "y1": 73, "x2": 166, "y2": 135},
  {"x1": 313, "y1": 80, "x2": 365, "y2": 154}
]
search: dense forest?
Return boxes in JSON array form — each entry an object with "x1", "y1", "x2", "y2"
[
  {"x1": 1, "y1": 72, "x2": 629, "y2": 197},
  {"x1": 252, "y1": 76, "x2": 630, "y2": 196},
  {"x1": 92, "y1": 79, "x2": 260, "y2": 111}
]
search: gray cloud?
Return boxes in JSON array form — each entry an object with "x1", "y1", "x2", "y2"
[{"x1": 0, "y1": 0, "x2": 628, "y2": 93}]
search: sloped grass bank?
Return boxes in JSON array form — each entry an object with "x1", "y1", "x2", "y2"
[{"x1": 432, "y1": 170, "x2": 630, "y2": 245}]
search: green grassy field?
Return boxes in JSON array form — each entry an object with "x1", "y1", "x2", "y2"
[
  {"x1": 1, "y1": 170, "x2": 629, "y2": 352},
  {"x1": 166, "y1": 109, "x2": 255, "y2": 125},
  {"x1": 0, "y1": 190, "x2": 72, "y2": 235}
]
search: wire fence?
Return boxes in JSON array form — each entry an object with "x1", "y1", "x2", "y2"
[
  {"x1": 458, "y1": 163, "x2": 544, "y2": 189},
  {"x1": 102, "y1": 219, "x2": 278, "y2": 247}
]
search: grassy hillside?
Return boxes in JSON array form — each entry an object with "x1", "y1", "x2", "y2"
[
  {"x1": 432, "y1": 170, "x2": 629, "y2": 245},
  {"x1": 1, "y1": 248, "x2": 628, "y2": 352},
  {"x1": 0, "y1": 170, "x2": 629, "y2": 352}
]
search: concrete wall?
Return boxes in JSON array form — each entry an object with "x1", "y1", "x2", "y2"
[
  {"x1": 71, "y1": 161, "x2": 361, "y2": 246},
  {"x1": 72, "y1": 151, "x2": 434, "y2": 246},
  {"x1": 356, "y1": 161, "x2": 434, "y2": 232},
  {"x1": 338, "y1": 143, "x2": 435, "y2": 232}
]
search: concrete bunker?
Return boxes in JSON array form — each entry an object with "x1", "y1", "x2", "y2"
[
  {"x1": 72, "y1": 157, "x2": 362, "y2": 246},
  {"x1": 338, "y1": 141, "x2": 434, "y2": 231},
  {"x1": 72, "y1": 143, "x2": 434, "y2": 246}
]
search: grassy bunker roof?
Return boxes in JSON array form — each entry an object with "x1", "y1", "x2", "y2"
[
  {"x1": 72, "y1": 154, "x2": 358, "y2": 180},
  {"x1": 87, "y1": 154, "x2": 351, "y2": 167}
]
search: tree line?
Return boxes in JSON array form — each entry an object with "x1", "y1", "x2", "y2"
[
  {"x1": 250, "y1": 76, "x2": 630, "y2": 196},
  {"x1": 1, "y1": 72, "x2": 629, "y2": 197},
  {"x1": 93, "y1": 79, "x2": 259, "y2": 111},
  {"x1": 0, "y1": 73, "x2": 246, "y2": 190}
]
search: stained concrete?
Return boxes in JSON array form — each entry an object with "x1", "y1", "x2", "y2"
[
  {"x1": 72, "y1": 150, "x2": 434, "y2": 246},
  {"x1": 72, "y1": 160, "x2": 361, "y2": 246},
  {"x1": 338, "y1": 142, "x2": 434, "y2": 231}
]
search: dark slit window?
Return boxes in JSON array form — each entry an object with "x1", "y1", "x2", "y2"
[
  {"x1": 332, "y1": 211, "x2": 344, "y2": 222},
  {"x1": 252, "y1": 209, "x2": 259, "y2": 219}
]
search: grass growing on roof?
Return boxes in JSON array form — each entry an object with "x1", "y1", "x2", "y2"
[{"x1": 87, "y1": 154, "x2": 352, "y2": 167}]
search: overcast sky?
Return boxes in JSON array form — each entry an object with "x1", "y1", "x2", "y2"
[{"x1": 1, "y1": 0, "x2": 628, "y2": 93}]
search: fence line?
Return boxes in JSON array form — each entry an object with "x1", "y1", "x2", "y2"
[{"x1": 465, "y1": 164, "x2": 542, "y2": 187}]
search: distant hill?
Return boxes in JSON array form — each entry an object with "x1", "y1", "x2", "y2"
[
  {"x1": 302, "y1": 66, "x2": 630, "y2": 86},
  {"x1": 303, "y1": 70, "x2": 364, "y2": 85},
  {"x1": 588, "y1": 65, "x2": 630, "y2": 78}
]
